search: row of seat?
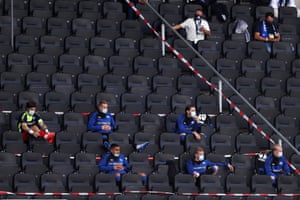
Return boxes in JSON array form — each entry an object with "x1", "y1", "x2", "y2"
[
  {"x1": 0, "y1": 194, "x2": 299, "y2": 200},
  {"x1": 0, "y1": 149, "x2": 299, "y2": 193},
  {"x1": 1, "y1": 171, "x2": 299, "y2": 194}
]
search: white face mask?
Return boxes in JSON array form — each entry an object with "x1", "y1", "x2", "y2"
[
  {"x1": 190, "y1": 111, "x2": 196, "y2": 118},
  {"x1": 277, "y1": 152, "x2": 283, "y2": 158},
  {"x1": 198, "y1": 155, "x2": 205, "y2": 161},
  {"x1": 113, "y1": 153, "x2": 120, "y2": 157},
  {"x1": 102, "y1": 108, "x2": 108, "y2": 114},
  {"x1": 28, "y1": 110, "x2": 35, "y2": 116}
]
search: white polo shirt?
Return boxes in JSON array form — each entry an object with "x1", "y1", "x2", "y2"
[
  {"x1": 269, "y1": 0, "x2": 296, "y2": 8},
  {"x1": 180, "y1": 17, "x2": 210, "y2": 44}
]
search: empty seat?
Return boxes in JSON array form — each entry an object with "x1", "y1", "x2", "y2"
[
  {"x1": 94, "y1": 173, "x2": 118, "y2": 193},
  {"x1": 115, "y1": 113, "x2": 139, "y2": 133},
  {"x1": 45, "y1": 91, "x2": 70, "y2": 113},
  {"x1": 158, "y1": 57, "x2": 181, "y2": 78},
  {"x1": 7, "y1": 53, "x2": 32, "y2": 74},
  {"x1": 29, "y1": 0, "x2": 52, "y2": 19},
  {"x1": 13, "y1": 173, "x2": 40, "y2": 192},
  {"x1": 121, "y1": 20, "x2": 142, "y2": 40},
  {"x1": 65, "y1": 35, "x2": 89, "y2": 56},
  {"x1": 40, "y1": 35, "x2": 64, "y2": 56},
  {"x1": 15, "y1": 34, "x2": 39, "y2": 55},
  {"x1": 67, "y1": 173, "x2": 93, "y2": 192},
  {"x1": 96, "y1": 19, "x2": 120, "y2": 40},
  {"x1": 174, "y1": 174, "x2": 198, "y2": 193},
  {"x1": 4, "y1": 0, "x2": 28, "y2": 17},
  {"x1": 139, "y1": 38, "x2": 161, "y2": 59},
  {"x1": 251, "y1": 175, "x2": 276, "y2": 193},
  {"x1": 146, "y1": 93, "x2": 170, "y2": 114},
  {"x1": 81, "y1": 132, "x2": 104, "y2": 156},
  {"x1": 63, "y1": 112, "x2": 86, "y2": 133},
  {"x1": 21, "y1": 152, "x2": 48, "y2": 175},
  {"x1": 78, "y1": 1, "x2": 101, "y2": 21},
  {"x1": 55, "y1": 132, "x2": 81, "y2": 155},
  {"x1": 54, "y1": 0, "x2": 77, "y2": 20},
  {"x1": 133, "y1": 56, "x2": 157, "y2": 77},
  {"x1": 121, "y1": 93, "x2": 146, "y2": 114},
  {"x1": 226, "y1": 174, "x2": 250, "y2": 193},
  {"x1": 70, "y1": 92, "x2": 95, "y2": 113},
  {"x1": 83, "y1": 55, "x2": 107, "y2": 76},
  {"x1": 277, "y1": 175, "x2": 299, "y2": 193},
  {"x1": 200, "y1": 175, "x2": 224, "y2": 193},
  {"x1": 22, "y1": 16, "x2": 45, "y2": 37},
  {"x1": 75, "y1": 152, "x2": 98, "y2": 175},
  {"x1": 59, "y1": 54, "x2": 83, "y2": 75},
  {"x1": 102, "y1": 2, "x2": 123, "y2": 17},
  {"x1": 40, "y1": 173, "x2": 66, "y2": 193},
  {"x1": 148, "y1": 174, "x2": 172, "y2": 192},
  {"x1": 48, "y1": 152, "x2": 74, "y2": 175},
  {"x1": 2, "y1": 131, "x2": 27, "y2": 154},
  {"x1": 0, "y1": 152, "x2": 19, "y2": 176},
  {"x1": 72, "y1": 18, "x2": 95, "y2": 38},
  {"x1": 210, "y1": 134, "x2": 233, "y2": 154},
  {"x1": 47, "y1": 17, "x2": 71, "y2": 38},
  {"x1": 121, "y1": 173, "x2": 145, "y2": 191},
  {"x1": 109, "y1": 55, "x2": 132, "y2": 76},
  {"x1": 236, "y1": 134, "x2": 259, "y2": 153}
]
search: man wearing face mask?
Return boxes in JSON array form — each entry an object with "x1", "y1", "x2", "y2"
[
  {"x1": 264, "y1": 144, "x2": 291, "y2": 185},
  {"x1": 88, "y1": 100, "x2": 116, "y2": 141},
  {"x1": 254, "y1": 12, "x2": 280, "y2": 54},
  {"x1": 18, "y1": 101, "x2": 55, "y2": 144},
  {"x1": 99, "y1": 143, "x2": 147, "y2": 183},
  {"x1": 186, "y1": 147, "x2": 234, "y2": 184},
  {"x1": 175, "y1": 105, "x2": 202, "y2": 142},
  {"x1": 172, "y1": 8, "x2": 211, "y2": 46}
]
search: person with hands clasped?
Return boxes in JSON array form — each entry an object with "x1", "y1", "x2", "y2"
[
  {"x1": 99, "y1": 143, "x2": 147, "y2": 183},
  {"x1": 18, "y1": 101, "x2": 55, "y2": 144},
  {"x1": 88, "y1": 100, "x2": 116, "y2": 141}
]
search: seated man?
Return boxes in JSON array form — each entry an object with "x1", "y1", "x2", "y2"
[
  {"x1": 18, "y1": 101, "x2": 55, "y2": 144},
  {"x1": 186, "y1": 147, "x2": 234, "y2": 184},
  {"x1": 99, "y1": 143, "x2": 147, "y2": 183},
  {"x1": 88, "y1": 100, "x2": 116, "y2": 141},
  {"x1": 265, "y1": 144, "x2": 291, "y2": 185},
  {"x1": 254, "y1": 12, "x2": 280, "y2": 54},
  {"x1": 175, "y1": 105, "x2": 202, "y2": 142}
]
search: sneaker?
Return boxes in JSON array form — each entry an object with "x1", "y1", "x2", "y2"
[
  {"x1": 45, "y1": 132, "x2": 55, "y2": 144},
  {"x1": 104, "y1": 141, "x2": 111, "y2": 150},
  {"x1": 136, "y1": 142, "x2": 150, "y2": 151}
]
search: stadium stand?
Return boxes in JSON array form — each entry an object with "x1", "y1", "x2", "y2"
[{"x1": 0, "y1": 0, "x2": 299, "y2": 199}]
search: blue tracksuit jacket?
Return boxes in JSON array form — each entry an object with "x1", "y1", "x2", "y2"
[
  {"x1": 99, "y1": 152, "x2": 131, "y2": 175},
  {"x1": 264, "y1": 154, "x2": 291, "y2": 178},
  {"x1": 88, "y1": 111, "x2": 116, "y2": 134},
  {"x1": 186, "y1": 159, "x2": 228, "y2": 175},
  {"x1": 175, "y1": 114, "x2": 200, "y2": 135}
]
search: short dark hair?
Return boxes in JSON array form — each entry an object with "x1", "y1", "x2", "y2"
[
  {"x1": 26, "y1": 101, "x2": 37, "y2": 108},
  {"x1": 195, "y1": 8, "x2": 203, "y2": 12},
  {"x1": 110, "y1": 143, "x2": 120, "y2": 149},
  {"x1": 265, "y1": 12, "x2": 274, "y2": 18},
  {"x1": 185, "y1": 105, "x2": 194, "y2": 112}
]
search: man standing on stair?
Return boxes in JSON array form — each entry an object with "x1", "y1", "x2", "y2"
[{"x1": 172, "y1": 8, "x2": 211, "y2": 46}]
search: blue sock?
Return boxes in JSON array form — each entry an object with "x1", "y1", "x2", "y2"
[
  {"x1": 115, "y1": 175, "x2": 121, "y2": 182},
  {"x1": 180, "y1": 135, "x2": 185, "y2": 142}
]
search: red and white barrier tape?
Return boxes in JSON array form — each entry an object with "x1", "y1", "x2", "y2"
[
  {"x1": 2, "y1": 190, "x2": 300, "y2": 197},
  {"x1": 125, "y1": 0, "x2": 300, "y2": 175}
]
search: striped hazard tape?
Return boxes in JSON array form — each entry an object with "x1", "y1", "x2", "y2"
[{"x1": 125, "y1": 0, "x2": 300, "y2": 175}]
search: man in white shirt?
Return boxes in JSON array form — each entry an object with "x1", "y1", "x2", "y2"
[
  {"x1": 172, "y1": 8, "x2": 211, "y2": 45},
  {"x1": 269, "y1": 0, "x2": 300, "y2": 18}
]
